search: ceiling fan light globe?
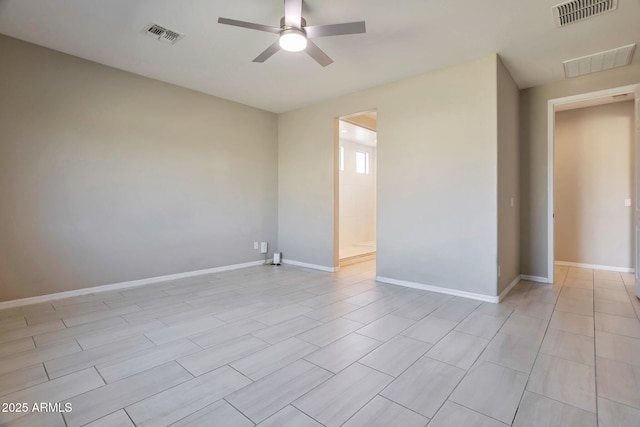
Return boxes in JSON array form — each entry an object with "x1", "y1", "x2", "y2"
[{"x1": 279, "y1": 30, "x2": 307, "y2": 52}]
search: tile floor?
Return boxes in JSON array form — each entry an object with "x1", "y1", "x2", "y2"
[{"x1": 0, "y1": 261, "x2": 639, "y2": 426}]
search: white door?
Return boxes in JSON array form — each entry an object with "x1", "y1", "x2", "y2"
[{"x1": 636, "y1": 88, "x2": 640, "y2": 298}]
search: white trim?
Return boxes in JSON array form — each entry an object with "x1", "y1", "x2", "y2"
[
  {"x1": 498, "y1": 275, "x2": 522, "y2": 302},
  {"x1": 281, "y1": 259, "x2": 340, "y2": 272},
  {"x1": 547, "y1": 83, "x2": 640, "y2": 288},
  {"x1": 550, "y1": 85, "x2": 640, "y2": 109},
  {"x1": 555, "y1": 261, "x2": 635, "y2": 273},
  {"x1": 0, "y1": 260, "x2": 265, "y2": 311},
  {"x1": 521, "y1": 275, "x2": 550, "y2": 283},
  {"x1": 376, "y1": 276, "x2": 498, "y2": 303},
  {"x1": 547, "y1": 99, "x2": 555, "y2": 285}
]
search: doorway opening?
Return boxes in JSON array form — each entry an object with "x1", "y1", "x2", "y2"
[
  {"x1": 337, "y1": 111, "x2": 377, "y2": 266},
  {"x1": 547, "y1": 85, "x2": 639, "y2": 297}
]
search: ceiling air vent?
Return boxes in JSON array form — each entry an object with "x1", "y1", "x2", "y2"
[
  {"x1": 563, "y1": 43, "x2": 636, "y2": 78},
  {"x1": 144, "y1": 23, "x2": 184, "y2": 45},
  {"x1": 552, "y1": 0, "x2": 618, "y2": 27}
]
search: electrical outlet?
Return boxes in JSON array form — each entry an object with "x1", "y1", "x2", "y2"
[
  {"x1": 260, "y1": 242, "x2": 268, "y2": 254},
  {"x1": 254, "y1": 242, "x2": 259, "y2": 250},
  {"x1": 625, "y1": 198, "x2": 632, "y2": 207},
  {"x1": 510, "y1": 197, "x2": 514, "y2": 208}
]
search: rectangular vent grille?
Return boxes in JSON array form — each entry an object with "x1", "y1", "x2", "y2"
[
  {"x1": 563, "y1": 44, "x2": 636, "y2": 78},
  {"x1": 552, "y1": 0, "x2": 618, "y2": 27},
  {"x1": 144, "y1": 23, "x2": 184, "y2": 45}
]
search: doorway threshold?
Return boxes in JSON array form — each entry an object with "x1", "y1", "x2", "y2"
[{"x1": 339, "y1": 252, "x2": 376, "y2": 267}]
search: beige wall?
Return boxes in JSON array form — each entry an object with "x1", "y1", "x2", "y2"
[
  {"x1": 497, "y1": 57, "x2": 520, "y2": 294},
  {"x1": 339, "y1": 140, "x2": 376, "y2": 256},
  {"x1": 555, "y1": 101, "x2": 634, "y2": 268},
  {"x1": 279, "y1": 55, "x2": 500, "y2": 296},
  {"x1": 0, "y1": 35, "x2": 278, "y2": 302},
  {"x1": 520, "y1": 64, "x2": 640, "y2": 279},
  {"x1": 2, "y1": 31, "x2": 565, "y2": 302}
]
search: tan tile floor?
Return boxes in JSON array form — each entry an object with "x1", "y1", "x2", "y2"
[{"x1": 0, "y1": 261, "x2": 639, "y2": 426}]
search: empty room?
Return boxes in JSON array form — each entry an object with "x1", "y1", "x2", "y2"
[{"x1": 1, "y1": 1, "x2": 640, "y2": 426}]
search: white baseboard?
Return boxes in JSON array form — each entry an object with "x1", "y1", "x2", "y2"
[
  {"x1": 498, "y1": 275, "x2": 522, "y2": 302},
  {"x1": 521, "y1": 275, "x2": 550, "y2": 283},
  {"x1": 0, "y1": 260, "x2": 266, "y2": 311},
  {"x1": 376, "y1": 276, "x2": 498, "y2": 303},
  {"x1": 555, "y1": 261, "x2": 634, "y2": 273},
  {"x1": 281, "y1": 259, "x2": 339, "y2": 272}
]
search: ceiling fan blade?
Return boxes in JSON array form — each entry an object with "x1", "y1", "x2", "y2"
[
  {"x1": 218, "y1": 17, "x2": 281, "y2": 34},
  {"x1": 305, "y1": 21, "x2": 366, "y2": 38},
  {"x1": 305, "y1": 40, "x2": 333, "y2": 67},
  {"x1": 253, "y1": 40, "x2": 281, "y2": 63},
  {"x1": 284, "y1": 0, "x2": 303, "y2": 28}
]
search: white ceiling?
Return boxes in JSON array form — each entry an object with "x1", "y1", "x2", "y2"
[
  {"x1": 340, "y1": 120, "x2": 376, "y2": 147},
  {"x1": 0, "y1": 0, "x2": 638, "y2": 113}
]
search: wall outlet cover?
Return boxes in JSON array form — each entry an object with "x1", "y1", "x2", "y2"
[{"x1": 260, "y1": 242, "x2": 268, "y2": 254}]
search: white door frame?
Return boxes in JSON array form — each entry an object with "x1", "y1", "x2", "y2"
[{"x1": 547, "y1": 83, "x2": 640, "y2": 284}]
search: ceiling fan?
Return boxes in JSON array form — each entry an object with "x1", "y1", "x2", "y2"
[{"x1": 217, "y1": 0, "x2": 366, "y2": 67}]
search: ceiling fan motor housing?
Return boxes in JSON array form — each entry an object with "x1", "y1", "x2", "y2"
[{"x1": 280, "y1": 16, "x2": 307, "y2": 30}]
